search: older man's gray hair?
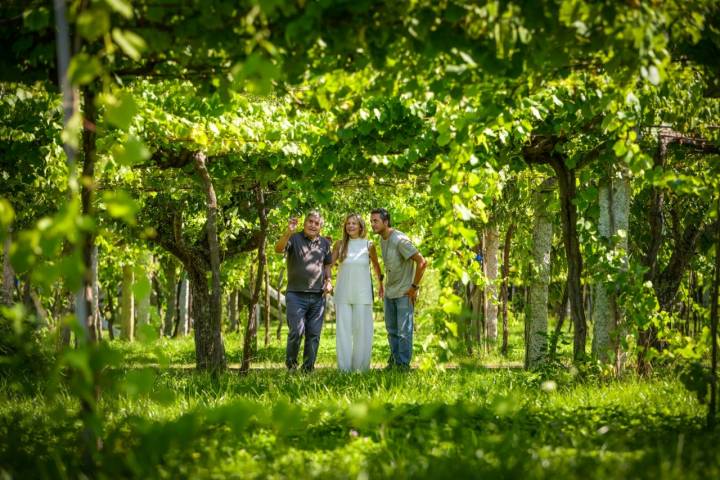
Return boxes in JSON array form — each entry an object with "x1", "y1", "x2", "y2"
[{"x1": 305, "y1": 210, "x2": 324, "y2": 225}]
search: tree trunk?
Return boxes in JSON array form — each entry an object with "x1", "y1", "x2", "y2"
[
  {"x1": 192, "y1": 152, "x2": 226, "y2": 372},
  {"x1": 469, "y1": 284, "x2": 484, "y2": 346},
  {"x1": 461, "y1": 282, "x2": 474, "y2": 354},
  {"x1": 54, "y1": 0, "x2": 89, "y2": 347},
  {"x1": 639, "y1": 129, "x2": 720, "y2": 374},
  {"x1": 55, "y1": 289, "x2": 73, "y2": 349},
  {"x1": 643, "y1": 137, "x2": 667, "y2": 282},
  {"x1": 501, "y1": 223, "x2": 515, "y2": 356},
  {"x1": 584, "y1": 283, "x2": 592, "y2": 324},
  {"x1": 276, "y1": 267, "x2": 284, "y2": 340},
  {"x1": 692, "y1": 278, "x2": 700, "y2": 337},
  {"x1": 152, "y1": 270, "x2": 163, "y2": 321},
  {"x1": 106, "y1": 290, "x2": 115, "y2": 340},
  {"x1": 136, "y1": 252, "x2": 153, "y2": 327},
  {"x1": 683, "y1": 294, "x2": 691, "y2": 336},
  {"x1": 467, "y1": 239, "x2": 484, "y2": 349},
  {"x1": 176, "y1": 275, "x2": 190, "y2": 336},
  {"x1": 57, "y1": 4, "x2": 100, "y2": 465},
  {"x1": 592, "y1": 171, "x2": 630, "y2": 372},
  {"x1": 479, "y1": 286, "x2": 485, "y2": 347},
  {"x1": 644, "y1": 129, "x2": 720, "y2": 283},
  {"x1": 187, "y1": 268, "x2": 225, "y2": 372},
  {"x1": 21, "y1": 277, "x2": 48, "y2": 327},
  {"x1": 484, "y1": 226, "x2": 499, "y2": 344},
  {"x1": 264, "y1": 264, "x2": 271, "y2": 346},
  {"x1": 638, "y1": 215, "x2": 712, "y2": 373},
  {"x1": 549, "y1": 156, "x2": 587, "y2": 362},
  {"x1": 91, "y1": 245, "x2": 101, "y2": 340},
  {"x1": 2, "y1": 231, "x2": 13, "y2": 306},
  {"x1": 120, "y1": 264, "x2": 134, "y2": 341},
  {"x1": 654, "y1": 217, "x2": 708, "y2": 311},
  {"x1": 228, "y1": 289, "x2": 239, "y2": 333},
  {"x1": 57, "y1": 306, "x2": 72, "y2": 349},
  {"x1": 162, "y1": 258, "x2": 177, "y2": 337},
  {"x1": 241, "y1": 187, "x2": 268, "y2": 373},
  {"x1": 80, "y1": 86, "x2": 98, "y2": 342},
  {"x1": 525, "y1": 178, "x2": 555, "y2": 369},
  {"x1": 549, "y1": 282, "x2": 569, "y2": 360},
  {"x1": 638, "y1": 134, "x2": 669, "y2": 374},
  {"x1": 22, "y1": 275, "x2": 33, "y2": 316},
  {"x1": 708, "y1": 196, "x2": 719, "y2": 429}
]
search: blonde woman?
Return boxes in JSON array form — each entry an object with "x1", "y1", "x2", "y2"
[{"x1": 332, "y1": 213, "x2": 384, "y2": 371}]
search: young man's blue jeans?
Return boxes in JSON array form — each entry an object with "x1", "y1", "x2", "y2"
[
  {"x1": 285, "y1": 291, "x2": 325, "y2": 371},
  {"x1": 384, "y1": 295, "x2": 414, "y2": 367}
]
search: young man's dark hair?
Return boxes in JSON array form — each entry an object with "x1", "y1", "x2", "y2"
[{"x1": 371, "y1": 208, "x2": 391, "y2": 227}]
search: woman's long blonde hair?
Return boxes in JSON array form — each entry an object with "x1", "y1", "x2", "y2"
[{"x1": 338, "y1": 213, "x2": 367, "y2": 263}]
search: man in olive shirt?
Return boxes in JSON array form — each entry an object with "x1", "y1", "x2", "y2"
[
  {"x1": 275, "y1": 211, "x2": 333, "y2": 372},
  {"x1": 370, "y1": 208, "x2": 427, "y2": 369}
]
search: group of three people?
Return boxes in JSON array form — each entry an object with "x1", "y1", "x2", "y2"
[{"x1": 274, "y1": 208, "x2": 427, "y2": 372}]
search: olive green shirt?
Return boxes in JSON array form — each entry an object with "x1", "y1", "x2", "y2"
[{"x1": 380, "y1": 230, "x2": 419, "y2": 299}]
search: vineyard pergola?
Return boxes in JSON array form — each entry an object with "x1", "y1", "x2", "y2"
[{"x1": 1, "y1": 2, "x2": 720, "y2": 475}]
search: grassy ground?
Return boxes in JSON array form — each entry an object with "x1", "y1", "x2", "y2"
[
  {"x1": 116, "y1": 304, "x2": 530, "y2": 369},
  {"x1": 1, "y1": 312, "x2": 718, "y2": 479}
]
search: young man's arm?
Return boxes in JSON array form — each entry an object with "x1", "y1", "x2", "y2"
[
  {"x1": 274, "y1": 217, "x2": 298, "y2": 254},
  {"x1": 405, "y1": 252, "x2": 427, "y2": 305}
]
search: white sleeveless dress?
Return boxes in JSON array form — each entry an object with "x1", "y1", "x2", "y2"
[
  {"x1": 334, "y1": 238, "x2": 374, "y2": 371},
  {"x1": 334, "y1": 239, "x2": 373, "y2": 305}
]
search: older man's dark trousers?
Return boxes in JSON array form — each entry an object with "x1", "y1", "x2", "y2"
[{"x1": 285, "y1": 291, "x2": 325, "y2": 371}]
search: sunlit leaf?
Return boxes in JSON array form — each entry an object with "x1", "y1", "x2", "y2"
[
  {"x1": 68, "y1": 54, "x2": 102, "y2": 85},
  {"x1": 77, "y1": 9, "x2": 111, "y2": 41},
  {"x1": 102, "y1": 189, "x2": 139, "y2": 225},
  {"x1": 112, "y1": 138, "x2": 150, "y2": 166},
  {"x1": 103, "y1": 0, "x2": 133, "y2": 18},
  {"x1": 104, "y1": 92, "x2": 138, "y2": 131},
  {"x1": 112, "y1": 28, "x2": 146, "y2": 60},
  {"x1": 0, "y1": 199, "x2": 15, "y2": 228}
]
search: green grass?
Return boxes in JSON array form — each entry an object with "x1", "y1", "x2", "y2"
[
  {"x1": 0, "y1": 314, "x2": 717, "y2": 479},
  {"x1": 116, "y1": 305, "x2": 530, "y2": 369}
]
